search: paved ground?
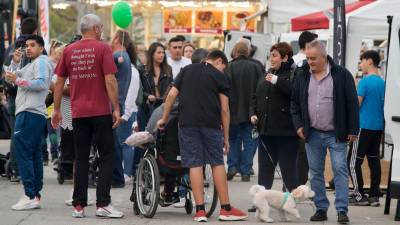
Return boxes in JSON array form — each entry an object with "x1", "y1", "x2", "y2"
[{"x1": 1, "y1": 139, "x2": 399, "y2": 225}]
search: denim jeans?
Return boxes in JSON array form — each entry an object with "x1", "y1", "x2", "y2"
[
  {"x1": 306, "y1": 128, "x2": 349, "y2": 213},
  {"x1": 14, "y1": 111, "x2": 46, "y2": 199},
  {"x1": 121, "y1": 113, "x2": 136, "y2": 176},
  {"x1": 227, "y1": 122, "x2": 258, "y2": 175}
]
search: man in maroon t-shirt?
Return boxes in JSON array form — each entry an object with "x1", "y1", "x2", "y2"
[{"x1": 52, "y1": 14, "x2": 123, "y2": 219}]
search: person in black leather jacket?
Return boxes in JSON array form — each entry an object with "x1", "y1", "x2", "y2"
[
  {"x1": 142, "y1": 42, "x2": 173, "y2": 112},
  {"x1": 250, "y1": 42, "x2": 298, "y2": 192}
]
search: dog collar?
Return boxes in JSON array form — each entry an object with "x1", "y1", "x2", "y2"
[{"x1": 280, "y1": 192, "x2": 291, "y2": 209}]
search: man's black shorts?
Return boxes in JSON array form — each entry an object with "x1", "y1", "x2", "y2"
[{"x1": 178, "y1": 127, "x2": 224, "y2": 168}]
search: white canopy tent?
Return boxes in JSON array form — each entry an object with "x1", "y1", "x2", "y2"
[{"x1": 346, "y1": 0, "x2": 400, "y2": 75}]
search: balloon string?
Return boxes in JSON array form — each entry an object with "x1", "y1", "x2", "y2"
[{"x1": 121, "y1": 31, "x2": 125, "y2": 59}]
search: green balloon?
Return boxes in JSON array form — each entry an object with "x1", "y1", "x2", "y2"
[{"x1": 112, "y1": 1, "x2": 133, "y2": 29}]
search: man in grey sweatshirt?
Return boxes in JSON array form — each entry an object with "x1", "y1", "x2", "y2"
[{"x1": 4, "y1": 35, "x2": 52, "y2": 211}]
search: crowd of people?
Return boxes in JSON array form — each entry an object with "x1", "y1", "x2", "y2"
[{"x1": 0, "y1": 13, "x2": 386, "y2": 224}]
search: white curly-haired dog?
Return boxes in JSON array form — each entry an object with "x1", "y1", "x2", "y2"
[{"x1": 249, "y1": 185, "x2": 315, "y2": 223}]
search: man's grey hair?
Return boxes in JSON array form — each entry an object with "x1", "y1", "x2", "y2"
[
  {"x1": 306, "y1": 40, "x2": 327, "y2": 57},
  {"x1": 237, "y1": 38, "x2": 251, "y2": 51},
  {"x1": 80, "y1": 14, "x2": 101, "y2": 34}
]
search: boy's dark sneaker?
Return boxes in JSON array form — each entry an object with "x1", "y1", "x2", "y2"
[
  {"x1": 349, "y1": 195, "x2": 369, "y2": 206},
  {"x1": 310, "y1": 209, "x2": 327, "y2": 221},
  {"x1": 337, "y1": 211, "x2": 349, "y2": 224},
  {"x1": 368, "y1": 196, "x2": 380, "y2": 207}
]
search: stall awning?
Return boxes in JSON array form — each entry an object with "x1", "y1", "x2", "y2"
[{"x1": 291, "y1": 0, "x2": 374, "y2": 31}]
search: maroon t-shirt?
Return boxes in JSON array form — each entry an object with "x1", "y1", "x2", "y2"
[{"x1": 55, "y1": 39, "x2": 117, "y2": 118}]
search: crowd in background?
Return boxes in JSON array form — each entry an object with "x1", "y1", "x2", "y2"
[{"x1": 0, "y1": 12, "x2": 386, "y2": 224}]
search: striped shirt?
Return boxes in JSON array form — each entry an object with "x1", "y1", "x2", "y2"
[{"x1": 53, "y1": 75, "x2": 73, "y2": 130}]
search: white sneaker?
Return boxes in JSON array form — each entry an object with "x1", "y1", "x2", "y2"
[
  {"x1": 65, "y1": 189, "x2": 93, "y2": 206},
  {"x1": 72, "y1": 205, "x2": 85, "y2": 218},
  {"x1": 124, "y1": 174, "x2": 132, "y2": 184},
  {"x1": 96, "y1": 204, "x2": 124, "y2": 218},
  {"x1": 11, "y1": 195, "x2": 40, "y2": 210},
  {"x1": 173, "y1": 197, "x2": 186, "y2": 208}
]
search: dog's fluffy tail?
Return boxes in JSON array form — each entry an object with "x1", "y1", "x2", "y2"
[{"x1": 249, "y1": 185, "x2": 266, "y2": 196}]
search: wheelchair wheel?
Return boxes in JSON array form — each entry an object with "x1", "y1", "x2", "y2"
[
  {"x1": 136, "y1": 154, "x2": 160, "y2": 218},
  {"x1": 204, "y1": 164, "x2": 218, "y2": 218},
  {"x1": 185, "y1": 198, "x2": 193, "y2": 215}
]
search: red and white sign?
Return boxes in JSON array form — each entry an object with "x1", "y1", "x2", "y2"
[{"x1": 39, "y1": 0, "x2": 50, "y2": 51}]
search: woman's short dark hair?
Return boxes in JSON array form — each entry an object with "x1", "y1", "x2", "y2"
[{"x1": 270, "y1": 42, "x2": 293, "y2": 59}]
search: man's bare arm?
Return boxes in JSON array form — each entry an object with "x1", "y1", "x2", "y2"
[{"x1": 104, "y1": 74, "x2": 120, "y2": 111}]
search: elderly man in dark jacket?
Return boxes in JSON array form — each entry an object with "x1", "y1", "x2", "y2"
[
  {"x1": 226, "y1": 41, "x2": 263, "y2": 182},
  {"x1": 291, "y1": 40, "x2": 359, "y2": 224}
]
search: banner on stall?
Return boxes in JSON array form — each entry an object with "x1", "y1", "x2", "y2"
[
  {"x1": 227, "y1": 11, "x2": 256, "y2": 32},
  {"x1": 39, "y1": 0, "x2": 50, "y2": 52},
  {"x1": 163, "y1": 10, "x2": 192, "y2": 33},
  {"x1": 195, "y1": 11, "x2": 223, "y2": 34}
]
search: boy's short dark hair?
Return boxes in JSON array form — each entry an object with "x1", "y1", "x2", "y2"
[
  {"x1": 298, "y1": 31, "x2": 318, "y2": 50},
  {"x1": 207, "y1": 50, "x2": 228, "y2": 65},
  {"x1": 169, "y1": 36, "x2": 183, "y2": 45},
  {"x1": 25, "y1": 35, "x2": 45, "y2": 47},
  {"x1": 21, "y1": 17, "x2": 37, "y2": 35},
  {"x1": 360, "y1": 50, "x2": 381, "y2": 68}
]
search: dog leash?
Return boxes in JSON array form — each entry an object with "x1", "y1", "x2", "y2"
[{"x1": 259, "y1": 138, "x2": 289, "y2": 192}]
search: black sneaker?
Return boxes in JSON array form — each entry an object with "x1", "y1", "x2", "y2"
[
  {"x1": 248, "y1": 205, "x2": 257, "y2": 213},
  {"x1": 368, "y1": 196, "x2": 380, "y2": 207},
  {"x1": 349, "y1": 195, "x2": 369, "y2": 206},
  {"x1": 310, "y1": 209, "x2": 327, "y2": 221},
  {"x1": 241, "y1": 175, "x2": 250, "y2": 182},
  {"x1": 227, "y1": 168, "x2": 238, "y2": 181},
  {"x1": 10, "y1": 175, "x2": 20, "y2": 183},
  {"x1": 337, "y1": 211, "x2": 349, "y2": 224},
  {"x1": 250, "y1": 168, "x2": 255, "y2": 176}
]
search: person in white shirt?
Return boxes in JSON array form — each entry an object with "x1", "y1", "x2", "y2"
[
  {"x1": 121, "y1": 64, "x2": 140, "y2": 183},
  {"x1": 167, "y1": 37, "x2": 191, "y2": 78},
  {"x1": 292, "y1": 31, "x2": 318, "y2": 67}
]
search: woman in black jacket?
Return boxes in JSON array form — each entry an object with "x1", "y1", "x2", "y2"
[
  {"x1": 250, "y1": 42, "x2": 298, "y2": 192},
  {"x1": 142, "y1": 42, "x2": 173, "y2": 110}
]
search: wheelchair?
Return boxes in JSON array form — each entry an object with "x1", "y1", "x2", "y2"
[{"x1": 130, "y1": 116, "x2": 218, "y2": 218}]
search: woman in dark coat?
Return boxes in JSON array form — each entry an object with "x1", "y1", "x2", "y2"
[{"x1": 250, "y1": 42, "x2": 299, "y2": 192}]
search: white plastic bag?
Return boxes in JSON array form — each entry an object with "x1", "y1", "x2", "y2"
[{"x1": 125, "y1": 131, "x2": 154, "y2": 147}]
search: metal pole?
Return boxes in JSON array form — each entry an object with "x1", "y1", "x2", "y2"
[{"x1": 383, "y1": 15, "x2": 393, "y2": 215}]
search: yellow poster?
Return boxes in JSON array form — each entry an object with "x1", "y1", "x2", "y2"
[
  {"x1": 227, "y1": 11, "x2": 256, "y2": 32},
  {"x1": 163, "y1": 10, "x2": 192, "y2": 33},
  {"x1": 195, "y1": 11, "x2": 223, "y2": 34}
]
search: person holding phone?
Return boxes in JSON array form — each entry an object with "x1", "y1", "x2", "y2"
[{"x1": 250, "y1": 42, "x2": 299, "y2": 195}]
